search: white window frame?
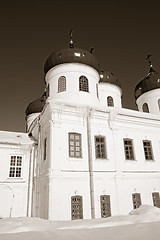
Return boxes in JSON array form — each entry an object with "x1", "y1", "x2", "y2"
[{"x1": 9, "y1": 155, "x2": 23, "y2": 178}]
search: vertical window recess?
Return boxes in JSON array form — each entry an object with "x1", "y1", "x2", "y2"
[
  {"x1": 107, "y1": 96, "x2": 114, "y2": 107},
  {"x1": 132, "y1": 193, "x2": 141, "y2": 209},
  {"x1": 44, "y1": 138, "x2": 47, "y2": 161},
  {"x1": 58, "y1": 76, "x2": 66, "y2": 92},
  {"x1": 142, "y1": 103, "x2": 149, "y2": 113},
  {"x1": 152, "y1": 192, "x2": 160, "y2": 208},
  {"x1": 95, "y1": 136, "x2": 106, "y2": 159},
  {"x1": 100, "y1": 195, "x2": 111, "y2": 218},
  {"x1": 69, "y1": 133, "x2": 82, "y2": 158},
  {"x1": 79, "y1": 76, "x2": 89, "y2": 92},
  {"x1": 71, "y1": 195, "x2": 83, "y2": 220},
  {"x1": 124, "y1": 139, "x2": 134, "y2": 160},
  {"x1": 9, "y1": 156, "x2": 22, "y2": 178},
  {"x1": 143, "y1": 140, "x2": 153, "y2": 160}
]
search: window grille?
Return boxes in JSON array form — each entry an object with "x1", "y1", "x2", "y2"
[
  {"x1": 107, "y1": 96, "x2": 114, "y2": 107},
  {"x1": 79, "y1": 76, "x2": 89, "y2": 92},
  {"x1": 123, "y1": 139, "x2": 134, "y2": 160},
  {"x1": 143, "y1": 140, "x2": 153, "y2": 160},
  {"x1": 71, "y1": 195, "x2": 83, "y2": 220},
  {"x1": 132, "y1": 193, "x2": 141, "y2": 209},
  {"x1": 142, "y1": 103, "x2": 149, "y2": 113},
  {"x1": 58, "y1": 76, "x2": 66, "y2": 92},
  {"x1": 152, "y1": 192, "x2": 160, "y2": 208},
  {"x1": 9, "y1": 156, "x2": 22, "y2": 178},
  {"x1": 69, "y1": 133, "x2": 82, "y2": 158},
  {"x1": 100, "y1": 195, "x2": 111, "y2": 218},
  {"x1": 44, "y1": 138, "x2": 47, "y2": 161},
  {"x1": 95, "y1": 136, "x2": 106, "y2": 159}
]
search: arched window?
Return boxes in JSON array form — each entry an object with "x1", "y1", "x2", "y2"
[
  {"x1": 58, "y1": 76, "x2": 66, "y2": 92},
  {"x1": 79, "y1": 76, "x2": 89, "y2": 92},
  {"x1": 158, "y1": 99, "x2": 160, "y2": 111},
  {"x1": 71, "y1": 195, "x2": 83, "y2": 220},
  {"x1": 100, "y1": 195, "x2": 111, "y2": 218},
  {"x1": 142, "y1": 103, "x2": 149, "y2": 113},
  {"x1": 107, "y1": 96, "x2": 114, "y2": 107}
]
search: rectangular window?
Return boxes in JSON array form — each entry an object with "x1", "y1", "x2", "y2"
[
  {"x1": 44, "y1": 138, "x2": 47, "y2": 161},
  {"x1": 9, "y1": 156, "x2": 22, "y2": 178},
  {"x1": 69, "y1": 133, "x2": 82, "y2": 158},
  {"x1": 143, "y1": 140, "x2": 153, "y2": 160},
  {"x1": 71, "y1": 195, "x2": 83, "y2": 220},
  {"x1": 152, "y1": 192, "x2": 160, "y2": 208},
  {"x1": 95, "y1": 136, "x2": 106, "y2": 159},
  {"x1": 132, "y1": 193, "x2": 141, "y2": 209},
  {"x1": 100, "y1": 195, "x2": 111, "y2": 218},
  {"x1": 124, "y1": 139, "x2": 134, "y2": 160}
]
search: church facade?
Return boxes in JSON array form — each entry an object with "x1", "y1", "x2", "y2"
[{"x1": 1, "y1": 40, "x2": 160, "y2": 220}]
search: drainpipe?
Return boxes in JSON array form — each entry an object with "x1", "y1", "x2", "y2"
[
  {"x1": 86, "y1": 108, "x2": 95, "y2": 219},
  {"x1": 27, "y1": 145, "x2": 35, "y2": 217}
]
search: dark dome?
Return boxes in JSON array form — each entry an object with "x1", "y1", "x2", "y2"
[
  {"x1": 135, "y1": 67, "x2": 160, "y2": 100},
  {"x1": 44, "y1": 46, "x2": 100, "y2": 75},
  {"x1": 26, "y1": 93, "x2": 46, "y2": 117},
  {"x1": 99, "y1": 70, "x2": 121, "y2": 88}
]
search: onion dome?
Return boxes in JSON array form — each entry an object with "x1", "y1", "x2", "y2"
[
  {"x1": 135, "y1": 65, "x2": 160, "y2": 100},
  {"x1": 99, "y1": 70, "x2": 121, "y2": 88},
  {"x1": 26, "y1": 93, "x2": 46, "y2": 117},
  {"x1": 44, "y1": 46, "x2": 100, "y2": 75}
]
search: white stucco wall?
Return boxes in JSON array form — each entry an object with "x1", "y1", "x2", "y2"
[
  {"x1": 31, "y1": 102, "x2": 160, "y2": 220},
  {"x1": 45, "y1": 63, "x2": 100, "y2": 107},
  {"x1": 0, "y1": 131, "x2": 34, "y2": 217}
]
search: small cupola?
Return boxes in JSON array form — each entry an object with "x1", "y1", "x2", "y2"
[
  {"x1": 44, "y1": 33, "x2": 100, "y2": 107},
  {"x1": 135, "y1": 55, "x2": 160, "y2": 115},
  {"x1": 98, "y1": 69, "x2": 122, "y2": 108},
  {"x1": 25, "y1": 92, "x2": 46, "y2": 131}
]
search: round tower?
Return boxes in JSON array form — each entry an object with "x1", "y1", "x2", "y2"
[
  {"x1": 44, "y1": 40, "x2": 100, "y2": 107},
  {"x1": 135, "y1": 57, "x2": 160, "y2": 115},
  {"x1": 98, "y1": 69, "x2": 122, "y2": 108}
]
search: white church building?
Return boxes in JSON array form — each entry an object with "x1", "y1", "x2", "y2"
[{"x1": 1, "y1": 38, "x2": 160, "y2": 220}]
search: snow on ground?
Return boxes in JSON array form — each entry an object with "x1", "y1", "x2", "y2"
[{"x1": 0, "y1": 205, "x2": 160, "y2": 240}]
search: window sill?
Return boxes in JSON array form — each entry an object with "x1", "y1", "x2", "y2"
[
  {"x1": 95, "y1": 158, "x2": 108, "y2": 161},
  {"x1": 125, "y1": 159, "x2": 137, "y2": 162},
  {"x1": 68, "y1": 157, "x2": 83, "y2": 161},
  {"x1": 4, "y1": 178, "x2": 25, "y2": 183}
]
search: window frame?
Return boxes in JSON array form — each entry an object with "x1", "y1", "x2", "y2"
[
  {"x1": 79, "y1": 75, "x2": 89, "y2": 92},
  {"x1": 142, "y1": 103, "x2": 149, "y2": 113},
  {"x1": 71, "y1": 195, "x2": 83, "y2": 220},
  {"x1": 95, "y1": 136, "x2": 107, "y2": 159},
  {"x1": 100, "y1": 195, "x2": 111, "y2": 218},
  {"x1": 143, "y1": 140, "x2": 154, "y2": 161},
  {"x1": 152, "y1": 192, "x2": 160, "y2": 208},
  {"x1": 123, "y1": 138, "x2": 135, "y2": 160},
  {"x1": 107, "y1": 96, "x2": 114, "y2": 107},
  {"x1": 132, "y1": 193, "x2": 141, "y2": 209},
  {"x1": 58, "y1": 76, "x2": 66, "y2": 93},
  {"x1": 68, "y1": 133, "x2": 82, "y2": 158},
  {"x1": 9, "y1": 155, "x2": 23, "y2": 178}
]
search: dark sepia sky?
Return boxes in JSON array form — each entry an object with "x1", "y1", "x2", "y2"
[{"x1": 0, "y1": 0, "x2": 160, "y2": 132}]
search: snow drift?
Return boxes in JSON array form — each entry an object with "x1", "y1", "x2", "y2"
[{"x1": 0, "y1": 205, "x2": 160, "y2": 240}]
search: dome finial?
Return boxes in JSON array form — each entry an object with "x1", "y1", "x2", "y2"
[
  {"x1": 69, "y1": 29, "x2": 74, "y2": 48},
  {"x1": 146, "y1": 54, "x2": 153, "y2": 69}
]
